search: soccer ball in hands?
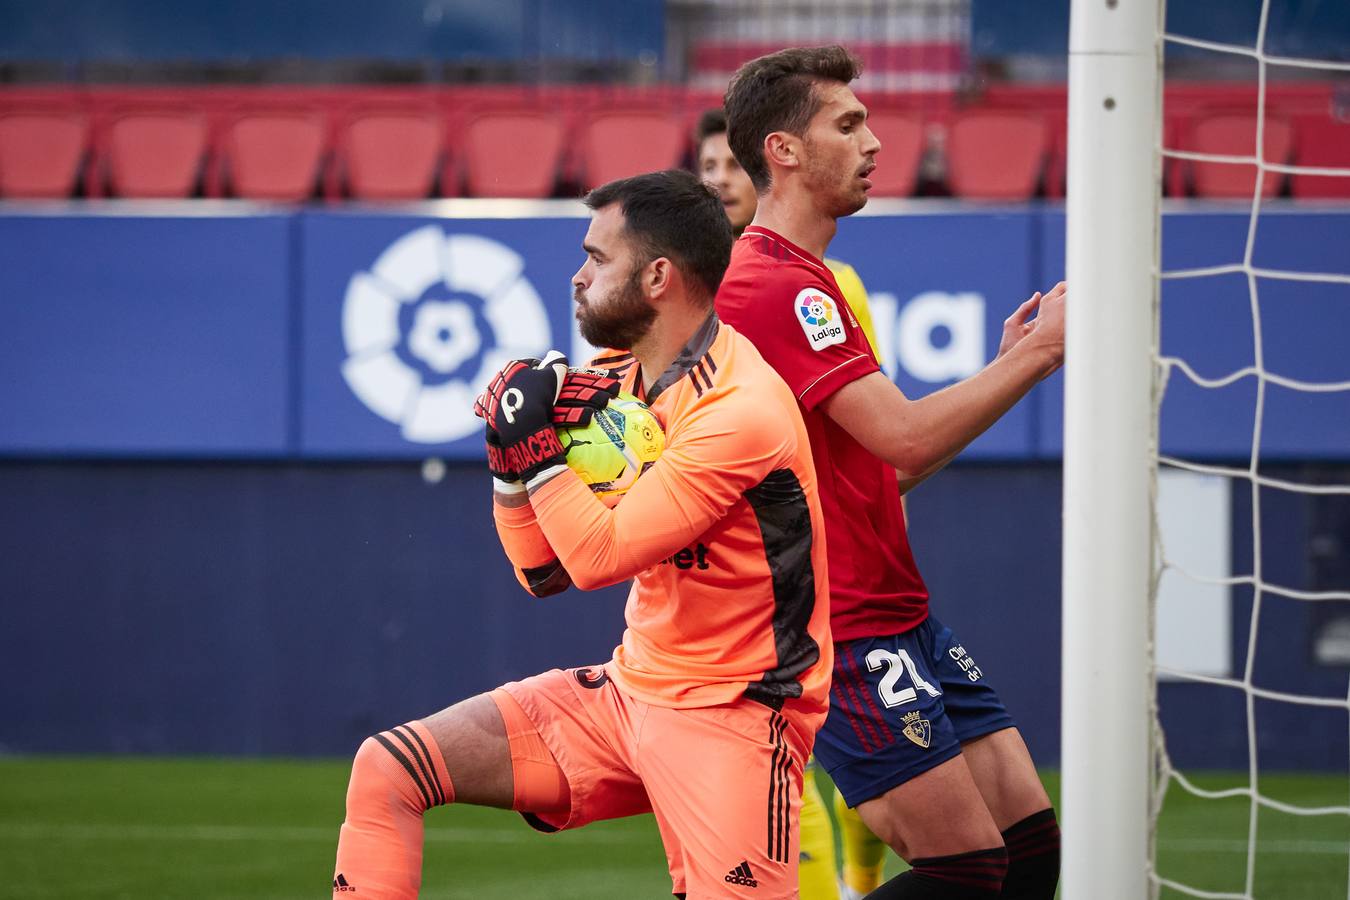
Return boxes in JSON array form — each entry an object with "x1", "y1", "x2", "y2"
[{"x1": 557, "y1": 392, "x2": 664, "y2": 503}]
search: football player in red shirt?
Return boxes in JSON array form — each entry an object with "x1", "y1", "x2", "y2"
[
  {"x1": 717, "y1": 46, "x2": 1065, "y2": 900},
  {"x1": 698, "y1": 104, "x2": 890, "y2": 900}
]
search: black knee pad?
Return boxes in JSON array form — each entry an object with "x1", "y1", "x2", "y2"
[
  {"x1": 1000, "y1": 808, "x2": 1060, "y2": 900},
  {"x1": 864, "y1": 846, "x2": 1008, "y2": 898}
]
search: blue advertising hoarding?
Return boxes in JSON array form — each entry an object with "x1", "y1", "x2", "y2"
[
  {"x1": 834, "y1": 206, "x2": 1040, "y2": 458},
  {"x1": 2, "y1": 203, "x2": 1346, "y2": 461},
  {"x1": 0, "y1": 211, "x2": 292, "y2": 456}
]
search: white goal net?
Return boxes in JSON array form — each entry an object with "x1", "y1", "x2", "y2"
[
  {"x1": 1150, "y1": 3, "x2": 1350, "y2": 897},
  {"x1": 1065, "y1": 1, "x2": 1350, "y2": 898}
]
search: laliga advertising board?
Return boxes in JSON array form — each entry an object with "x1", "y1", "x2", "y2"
[
  {"x1": 4, "y1": 207, "x2": 1345, "y2": 460},
  {"x1": 298, "y1": 206, "x2": 1038, "y2": 459}
]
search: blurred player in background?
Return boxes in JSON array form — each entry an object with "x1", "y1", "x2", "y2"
[
  {"x1": 697, "y1": 106, "x2": 889, "y2": 900},
  {"x1": 331, "y1": 169, "x2": 833, "y2": 899},
  {"x1": 718, "y1": 47, "x2": 1064, "y2": 900}
]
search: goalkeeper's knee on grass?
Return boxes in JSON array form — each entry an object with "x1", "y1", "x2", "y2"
[{"x1": 333, "y1": 721, "x2": 455, "y2": 899}]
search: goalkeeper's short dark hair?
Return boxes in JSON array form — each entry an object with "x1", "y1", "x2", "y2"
[
  {"x1": 584, "y1": 169, "x2": 733, "y2": 302},
  {"x1": 723, "y1": 45, "x2": 863, "y2": 193}
]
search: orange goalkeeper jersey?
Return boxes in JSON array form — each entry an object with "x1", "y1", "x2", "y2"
[{"x1": 493, "y1": 315, "x2": 833, "y2": 723}]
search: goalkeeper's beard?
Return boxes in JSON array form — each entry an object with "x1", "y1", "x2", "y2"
[{"x1": 574, "y1": 267, "x2": 657, "y2": 351}]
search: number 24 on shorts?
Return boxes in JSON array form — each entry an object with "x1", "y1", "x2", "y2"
[{"x1": 866, "y1": 648, "x2": 940, "y2": 708}]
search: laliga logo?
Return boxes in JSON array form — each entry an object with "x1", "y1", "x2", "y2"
[
  {"x1": 800, "y1": 294, "x2": 834, "y2": 326},
  {"x1": 795, "y1": 288, "x2": 846, "y2": 350},
  {"x1": 340, "y1": 226, "x2": 550, "y2": 443}
]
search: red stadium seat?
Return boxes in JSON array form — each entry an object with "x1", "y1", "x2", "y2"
[
  {"x1": 864, "y1": 113, "x2": 925, "y2": 197},
  {"x1": 106, "y1": 112, "x2": 208, "y2": 198},
  {"x1": 223, "y1": 112, "x2": 326, "y2": 201},
  {"x1": 338, "y1": 111, "x2": 443, "y2": 200},
  {"x1": 945, "y1": 112, "x2": 1049, "y2": 200},
  {"x1": 461, "y1": 112, "x2": 565, "y2": 198},
  {"x1": 0, "y1": 112, "x2": 88, "y2": 198},
  {"x1": 582, "y1": 112, "x2": 686, "y2": 189},
  {"x1": 1290, "y1": 116, "x2": 1350, "y2": 199},
  {"x1": 1183, "y1": 114, "x2": 1294, "y2": 198}
]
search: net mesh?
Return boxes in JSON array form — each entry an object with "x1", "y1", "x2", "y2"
[{"x1": 1151, "y1": 2, "x2": 1350, "y2": 897}]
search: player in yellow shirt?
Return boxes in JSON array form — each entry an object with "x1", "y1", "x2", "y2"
[{"x1": 698, "y1": 106, "x2": 888, "y2": 900}]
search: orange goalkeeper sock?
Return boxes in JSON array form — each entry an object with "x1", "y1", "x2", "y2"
[{"x1": 332, "y1": 721, "x2": 455, "y2": 898}]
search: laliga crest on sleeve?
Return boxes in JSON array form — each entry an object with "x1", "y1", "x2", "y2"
[
  {"x1": 340, "y1": 226, "x2": 551, "y2": 443},
  {"x1": 795, "y1": 287, "x2": 847, "y2": 351}
]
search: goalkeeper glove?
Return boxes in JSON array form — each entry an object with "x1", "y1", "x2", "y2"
[
  {"x1": 474, "y1": 351, "x2": 571, "y2": 489},
  {"x1": 551, "y1": 367, "x2": 621, "y2": 427}
]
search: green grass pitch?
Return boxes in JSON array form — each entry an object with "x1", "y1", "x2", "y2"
[{"x1": 0, "y1": 757, "x2": 1345, "y2": 898}]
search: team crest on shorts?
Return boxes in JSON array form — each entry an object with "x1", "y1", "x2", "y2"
[{"x1": 901, "y1": 710, "x2": 932, "y2": 749}]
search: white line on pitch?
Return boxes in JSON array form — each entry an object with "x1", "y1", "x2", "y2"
[
  {"x1": 1159, "y1": 837, "x2": 1350, "y2": 855},
  {"x1": 0, "y1": 822, "x2": 651, "y2": 845}
]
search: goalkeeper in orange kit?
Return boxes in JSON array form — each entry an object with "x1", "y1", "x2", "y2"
[{"x1": 330, "y1": 169, "x2": 834, "y2": 899}]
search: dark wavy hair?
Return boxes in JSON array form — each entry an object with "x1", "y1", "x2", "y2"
[{"x1": 723, "y1": 45, "x2": 862, "y2": 192}]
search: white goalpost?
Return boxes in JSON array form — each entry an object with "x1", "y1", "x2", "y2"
[
  {"x1": 1065, "y1": 0, "x2": 1350, "y2": 897},
  {"x1": 1063, "y1": 0, "x2": 1161, "y2": 897}
]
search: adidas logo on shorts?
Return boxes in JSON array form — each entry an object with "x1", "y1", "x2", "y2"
[
  {"x1": 333, "y1": 872, "x2": 356, "y2": 891},
  {"x1": 725, "y1": 860, "x2": 759, "y2": 887}
]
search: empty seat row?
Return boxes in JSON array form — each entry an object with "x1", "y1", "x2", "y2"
[
  {"x1": 1, "y1": 95, "x2": 1347, "y2": 201},
  {"x1": 0, "y1": 107, "x2": 696, "y2": 201},
  {"x1": 0, "y1": 106, "x2": 1047, "y2": 201}
]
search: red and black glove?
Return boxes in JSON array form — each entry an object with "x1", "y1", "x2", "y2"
[
  {"x1": 471, "y1": 417, "x2": 522, "y2": 486},
  {"x1": 551, "y1": 367, "x2": 621, "y2": 427},
  {"x1": 473, "y1": 352, "x2": 570, "y2": 487}
]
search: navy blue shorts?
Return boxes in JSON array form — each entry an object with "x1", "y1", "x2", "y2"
[{"x1": 814, "y1": 615, "x2": 1015, "y2": 808}]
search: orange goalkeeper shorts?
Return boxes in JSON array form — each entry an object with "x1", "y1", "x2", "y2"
[{"x1": 494, "y1": 665, "x2": 815, "y2": 899}]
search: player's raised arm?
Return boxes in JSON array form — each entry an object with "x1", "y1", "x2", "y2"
[{"x1": 821, "y1": 281, "x2": 1065, "y2": 484}]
